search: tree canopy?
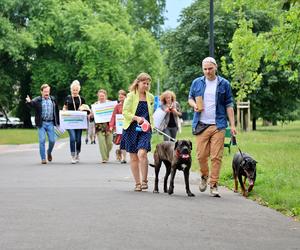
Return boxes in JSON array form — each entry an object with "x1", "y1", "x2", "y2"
[{"x1": 0, "y1": 0, "x2": 164, "y2": 127}]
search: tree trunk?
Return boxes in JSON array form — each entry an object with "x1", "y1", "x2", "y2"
[
  {"x1": 252, "y1": 118, "x2": 256, "y2": 130},
  {"x1": 16, "y1": 71, "x2": 33, "y2": 128}
]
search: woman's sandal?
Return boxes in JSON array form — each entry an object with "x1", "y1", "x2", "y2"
[
  {"x1": 134, "y1": 183, "x2": 142, "y2": 192},
  {"x1": 141, "y1": 180, "x2": 148, "y2": 190}
]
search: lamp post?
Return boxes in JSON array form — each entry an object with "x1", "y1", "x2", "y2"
[{"x1": 209, "y1": 0, "x2": 214, "y2": 57}]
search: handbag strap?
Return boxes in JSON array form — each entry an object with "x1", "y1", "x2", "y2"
[{"x1": 71, "y1": 95, "x2": 81, "y2": 111}]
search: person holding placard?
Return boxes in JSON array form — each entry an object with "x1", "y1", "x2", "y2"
[
  {"x1": 93, "y1": 89, "x2": 113, "y2": 164},
  {"x1": 26, "y1": 84, "x2": 60, "y2": 164},
  {"x1": 63, "y1": 80, "x2": 86, "y2": 164},
  {"x1": 109, "y1": 89, "x2": 127, "y2": 164},
  {"x1": 122, "y1": 73, "x2": 154, "y2": 192},
  {"x1": 159, "y1": 90, "x2": 182, "y2": 141}
]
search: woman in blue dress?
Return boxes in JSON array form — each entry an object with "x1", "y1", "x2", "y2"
[{"x1": 122, "y1": 73, "x2": 154, "y2": 191}]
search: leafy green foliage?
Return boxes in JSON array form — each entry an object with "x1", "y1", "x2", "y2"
[
  {"x1": 124, "y1": 0, "x2": 166, "y2": 37},
  {"x1": 0, "y1": 0, "x2": 164, "y2": 124},
  {"x1": 221, "y1": 18, "x2": 264, "y2": 101},
  {"x1": 161, "y1": 0, "x2": 238, "y2": 109}
]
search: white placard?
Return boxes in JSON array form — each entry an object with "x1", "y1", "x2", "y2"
[
  {"x1": 115, "y1": 114, "x2": 124, "y2": 134},
  {"x1": 91, "y1": 101, "x2": 118, "y2": 123},
  {"x1": 153, "y1": 107, "x2": 167, "y2": 129},
  {"x1": 59, "y1": 110, "x2": 88, "y2": 129}
]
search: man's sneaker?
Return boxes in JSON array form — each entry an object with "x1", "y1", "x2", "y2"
[
  {"x1": 210, "y1": 184, "x2": 221, "y2": 197},
  {"x1": 71, "y1": 156, "x2": 76, "y2": 164},
  {"x1": 75, "y1": 155, "x2": 80, "y2": 163},
  {"x1": 41, "y1": 159, "x2": 47, "y2": 164},
  {"x1": 199, "y1": 176, "x2": 208, "y2": 192}
]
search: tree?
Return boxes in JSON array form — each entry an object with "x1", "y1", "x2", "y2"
[
  {"x1": 222, "y1": 0, "x2": 300, "y2": 126},
  {"x1": 221, "y1": 18, "x2": 264, "y2": 101},
  {"x1": 160, "y1": 0, "x2": 239, "y2": 109},
  {"x1": 0, "y1": 0, "x2": 164, "y2": 127},
  {"x1": 123, "y1": 0, "x2": 166, "y2": 38}
]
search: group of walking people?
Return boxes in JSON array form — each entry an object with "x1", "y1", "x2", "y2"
[{"x1": 26, "y1": 56, "x2": 236, "y2": 197}]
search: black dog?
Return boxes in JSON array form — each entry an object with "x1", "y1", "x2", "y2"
[
  {"x1": 150, "y1": 140, "x2": 194, "y2": 197},
  {"x1": 232, "y1": 152, "x2": 257, "y2": 197}
]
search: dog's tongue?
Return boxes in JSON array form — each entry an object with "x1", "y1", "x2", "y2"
[
  {"x1": 181, "y1": 154, "x2": 190, "y2": 159},
  {"x1": 249, "y1": 180, "x2": 254, "y2": 186}
]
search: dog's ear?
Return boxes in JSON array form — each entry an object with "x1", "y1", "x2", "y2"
[
  {"x1": 174, "y1": 140, "x2": 178, "y2": 150},
  {"x1": 188, "y1": 140, "x2": 192, "y2": 150}
]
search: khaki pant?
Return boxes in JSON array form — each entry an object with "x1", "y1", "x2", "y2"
[
  {"x1": 97, "y1": 132, "x2": 113, "y2": 161},
  {"x1": 195, "y1": 125, "x2": 225, "y2": 186}
]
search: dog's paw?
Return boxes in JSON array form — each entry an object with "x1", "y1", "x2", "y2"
[
  {"x1": 233, "y1": 189, "x2": 238, "y2": 193},
  {"x1": 242, "y1": 191, "x2": 248, "y2": 197}
]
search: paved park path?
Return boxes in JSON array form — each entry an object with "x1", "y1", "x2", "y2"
[{"x1": 0, "y1": 139, "x2": 299, "y2": 250}]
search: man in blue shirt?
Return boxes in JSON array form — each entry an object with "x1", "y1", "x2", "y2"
[
  {"x1": 26, "y1": 84, "x2": 60, "y2": 164},
  {"x1": 188, "y1": 57, "x2": 236, "y2": 197}
]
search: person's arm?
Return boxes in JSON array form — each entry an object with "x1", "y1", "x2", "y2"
[
  {"x1": 63, "y1": 96, "x2": 69, "y2": 111},
  {"x1": 123, "y1": 93, "x2": 143, "y2": 124},
  {"x1": 226, "y1": 106, "x2": 236, "y2": 136},
  {"x1": 109, "y1": 105, "x2": 117, "y2": 131},
  {"x1": 172, "y1": 102, "x2": 182, "y2": 117},
  {"x1": 188, "y1": 80, "x2": 199, "y2": 112},
  {"x1": 188, "y1": 98, "x2": 199, "y2": 112}
]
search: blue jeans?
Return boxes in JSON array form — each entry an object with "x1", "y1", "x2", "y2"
[
  {"x1": 67, "y1": 129, "x2": 83, "y2": 156},
  {"x1": 38, "y1": 121, "x2": 55, "y2": 160}
]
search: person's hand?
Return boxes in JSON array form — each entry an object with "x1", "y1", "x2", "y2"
[
  {"x1": 25, "y1": 95, "x2": 31, "y2": 103},
  {"x1": 193, "y1": 103, "x2": 199, "y2": 112},
  {"x1": 136, "y1": 116, "x2": 144, "y2": 124},
  {"x1": 171, "y1": 108, "x2": 178, "y2": 114},
  {"x1": 230, "y1": 126, "x2": 237, "y2": 136}
]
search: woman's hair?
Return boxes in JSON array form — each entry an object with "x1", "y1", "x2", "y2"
[
  {"x1": 128, "y1": 72, "x2": 152, "y2": 92},
  {"x1": 40, "y1": 84, "x2": 50, "y2": 91},
  {"x1": 160, "y1": 90, "x2": 176, "y2": 104},
  {"x1": 97, "y1": 89, "x2": 107, "y2": 96},
  {"x1": 70, "y1": 80, "x2": 81, "y2": 91},
  {"x1": 118, "y1": 89, "x2": 127, "y2": 96}
]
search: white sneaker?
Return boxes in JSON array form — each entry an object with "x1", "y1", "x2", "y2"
[
  {"x1": 210, "y1": 184, "x2": 221, "y2": 197},
  {"x1": 71, "y1": 156, "x2": 76, "y2": 164},
  {"x1": 199, "y1": 176, "x2": 208, "y2": 192},
  {"x1": 75, "y1": 155, "x2": 80, "y2": 163}
]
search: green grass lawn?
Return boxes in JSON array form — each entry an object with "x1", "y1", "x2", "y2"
[
  {"x1": 1, "y1": 122, "x2": 299, "y2": 220},
  {"x1": 0, "y1": 129, "x2": 39, "y2": 144},
  {"x1": 0, "y1": 128, "x2": 68, "y2": 144},
  {"x1": 152, "y1": 121, "x2": 300, "y2": 220}
]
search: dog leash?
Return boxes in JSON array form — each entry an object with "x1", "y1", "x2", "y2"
[
  {"x1": 153, "y1": 127, "x2": 176, "y2": 142},
  {"x1": 232, "y1": 135, "x2": 245, "y2": 160}
]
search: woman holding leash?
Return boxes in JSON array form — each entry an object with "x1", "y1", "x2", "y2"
[
  {"x1": 159, "y1": 90, "x2": 182, "y2": 141},
  {"x1": 122, "y1": 73, "x2": 154, "y2": 191}
]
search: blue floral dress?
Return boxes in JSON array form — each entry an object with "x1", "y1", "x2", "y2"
[{"x1": 121, "y1": 101, "x2": 152, "y2": 153}]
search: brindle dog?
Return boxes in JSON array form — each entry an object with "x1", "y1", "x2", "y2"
[{"x1": 150, "y1": 140, "x2": 194, "y2": 197}]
